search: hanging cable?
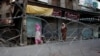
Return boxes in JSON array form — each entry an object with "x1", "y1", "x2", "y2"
[{"x1": 0, "y1": 15, "x2": 23, "y2": 20}]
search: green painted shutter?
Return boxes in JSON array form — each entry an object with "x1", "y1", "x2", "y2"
[{"x1": 26, "y1": 15, "x2": 41, "y2": 37}]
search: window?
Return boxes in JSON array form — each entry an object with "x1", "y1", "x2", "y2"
[
  {"x1": 65, "y1": 0, "x2": 73, "y2": 9},
  {"x1": 6, "y1": 13, "x2": 10, "y2": 17},
  {"x1": 96, "y1": 1, "x2": 100, "y2": 9},
  {"x1": 10, "y1": 0, "x2": 15, "y2": 2},
  {"x1": 0, "y1": 3, "x2": 1, "y2": 8},
  {"x1": 52, "y1": 0, "x2": 60, "y2": 6},
  {"x1": 98, "y1": 0, "x2": 100, "y2": 1},
  {"x1": 32, "y1": 0, "x2": 48, "y2": 4},
  {"x1": 38, "y1": 0, "x2": 48, "y2": 3},
  {"x1": 0, "y1": 0, "x2": 3, "y2": 2},
  {"x1": 0, "y1": 15, "x2": 1, "y2": 18},
  {"x1": 34, "y1": 0, "x2": 38, "y2": 1}
]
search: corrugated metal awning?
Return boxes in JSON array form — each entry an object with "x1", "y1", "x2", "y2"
[{"x1": 79, "y1": 18, "x2": 100, "y2": 23}]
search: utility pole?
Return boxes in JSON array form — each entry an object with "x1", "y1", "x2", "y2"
[{"x1": 20, "y1": 0, "x2": 27, "y2": 46}]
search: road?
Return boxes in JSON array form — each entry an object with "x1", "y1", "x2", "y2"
[{"x1": 0, "y1": 39, "x2": 100, "y2": 56}]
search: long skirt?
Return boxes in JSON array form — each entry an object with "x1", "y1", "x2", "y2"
[{"x1": 62, "y1": 33, "x2": 66, "y2": 41}]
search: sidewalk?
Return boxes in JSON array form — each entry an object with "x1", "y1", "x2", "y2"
[{"x1": 0, "y1": 39, "x2": 100, "y2": 56}]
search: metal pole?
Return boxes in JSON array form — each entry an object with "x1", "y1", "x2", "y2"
[{"x1": 20, "y1": 0, "x2": 27, "y2": 46}]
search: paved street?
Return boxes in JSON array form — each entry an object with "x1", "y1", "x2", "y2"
[{"x1": 0, "y1": 39, "x2": 100, "y2": 56}]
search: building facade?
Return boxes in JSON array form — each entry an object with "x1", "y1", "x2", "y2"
[
  {"x1": 0, "y1": 0, "x2": 100, "y2": 46},
  {"x1": 23, "y1": 0, "x2": 100, "y2": 44}
]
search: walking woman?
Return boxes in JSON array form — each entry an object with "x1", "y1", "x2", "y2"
[{"x1": 61, "y1": 23, "x2": 67, "y2": 41}]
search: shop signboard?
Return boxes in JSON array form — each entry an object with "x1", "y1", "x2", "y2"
[
  {"x1": 52, "y1": 9, "x2": 80, "y2": 19},
  {"x1": 52, "y1": 9, "x2": 62, "y2": 17},
  {"x1": 65, "y1": 11, "x2": 80, "y2": 20}
]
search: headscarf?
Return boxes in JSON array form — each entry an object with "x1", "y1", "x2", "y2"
[
  {"x1": 61, "y1": 23, "x2": 66, "y2": 29},
  {"x1": 35, "y1": 23, "x2": 41, "y2": 31}
]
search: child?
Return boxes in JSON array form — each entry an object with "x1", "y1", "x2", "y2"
[{"x1": 35, "y1": 23, "x2": 43, "y2": 44}]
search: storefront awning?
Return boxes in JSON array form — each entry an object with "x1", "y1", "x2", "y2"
[{"x1": 26, "y1": 5, "x2": 53, "y2": 16}]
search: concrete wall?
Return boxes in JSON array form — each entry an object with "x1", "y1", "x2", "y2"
[
  {"x1": 0, "y1": 2, "x2": 11, "y2": 18},
  {"x1": 48, "y1": 0, "x2": 80, "y2": 10},
  {"x1": 73, "y1": 0, "x2": 81, "y2": 10},
  {"x1": 60, "y1": 0, "x2": 65, "y2": 8},
  {"x1": 48, "y1": 0, "x2": 52, "y2": 5}
]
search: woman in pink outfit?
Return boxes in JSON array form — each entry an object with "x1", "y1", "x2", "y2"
[{"x1": 35, "y1": 23, "x2": 43, "y2": 44}]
